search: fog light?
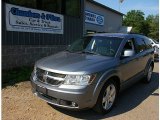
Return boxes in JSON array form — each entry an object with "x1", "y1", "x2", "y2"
[{"x1": 71, "y1": 102, "x2": 76, "y2": 107}]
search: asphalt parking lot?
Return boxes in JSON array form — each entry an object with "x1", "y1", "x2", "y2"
[{"x1": 2, "y1": 62, "x2": 159, "y2": 120}]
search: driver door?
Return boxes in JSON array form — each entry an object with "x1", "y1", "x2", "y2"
[{"x1": 120, "y1": 38, "x2": 142, "y2": 82}]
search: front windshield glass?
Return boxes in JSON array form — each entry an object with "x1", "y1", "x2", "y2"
[
  {"x1": 67, "y1": 36, "x2": 123, "y2": 57},
  {"x1": 152, "y1": 39, "x2": 159, "y2": 44}
]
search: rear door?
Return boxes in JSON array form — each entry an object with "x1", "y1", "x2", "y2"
[
  {"x1": 141, "y1": 37, "x2": 154, "y2": 68},
  {"x1": 134, "y1": 37, "x2": 150, "y2": 71}
]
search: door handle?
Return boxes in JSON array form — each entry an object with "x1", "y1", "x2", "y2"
[
  {"x1": 121, "y1": 59, "x2": 133, "y2": 64},
  {"x1": 143, "y1": 54, "x2": 147, "y2": 57}
]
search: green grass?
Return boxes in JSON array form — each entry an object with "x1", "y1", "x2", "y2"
[{"x1": 2, "y1": 66, "x2": 33, "y2": 88}]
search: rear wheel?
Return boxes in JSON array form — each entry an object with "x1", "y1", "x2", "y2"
[
  {"x1": 144, "y1": 65, "x2": 153, "y2": 83},
  {"x1": 93, "y1": 80, "x2": 118, "y2": 114}
]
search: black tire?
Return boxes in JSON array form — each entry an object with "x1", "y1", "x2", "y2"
[
  {"x1": 93, "y1": 79, "x2": 118, "y2": 114},
  {"x1": 143, "y1": 65, "x2": 153, "y2": 83}
]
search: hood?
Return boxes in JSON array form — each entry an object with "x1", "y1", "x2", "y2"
[{"x1": 36, "y1": 51, "x2": 116, "y2": 74}]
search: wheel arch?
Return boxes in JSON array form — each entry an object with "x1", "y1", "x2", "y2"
[
  {"x1": 144, "y1": 58, "x2": 154, "y2": 75},
  {"x1": 91, "y1": 70, "x2": 121, "y2": 107}
]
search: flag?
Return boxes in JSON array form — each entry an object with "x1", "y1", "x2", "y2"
[{"x1": 119, "y1": 0, "x2": 124, "y2": 3}]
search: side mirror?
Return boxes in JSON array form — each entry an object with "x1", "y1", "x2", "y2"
[
  {"x1": 121, "y1": 49, "x2": 135, "y2": 58},
  {"x1": 67, "y1": 45, "x2": 71, "y2": 49}
]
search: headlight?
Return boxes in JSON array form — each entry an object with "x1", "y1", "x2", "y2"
[
  {"x1": 154, "y1": 46, "x2": 159, "y2": 53},
  {"x1": 63, "y1": 74, "x2": 96, "y2": 85},
  {"x1": 33, "y1": 66, "x2": 37, "y2": 74},
  {"x1": 32, "y1": 66, "x2": 37, "y2": 81}
]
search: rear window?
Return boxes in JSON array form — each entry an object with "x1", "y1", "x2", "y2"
[
  {"x1": 143, "y1": 37, "x2": 152, "y2": 49},
  {"x1": 135, "y1": 37, "x2": 146, "y2": 53}
]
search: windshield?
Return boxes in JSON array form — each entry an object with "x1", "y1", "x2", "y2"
[
  {"x1": 152, "y1": 39, "x2": 159, "y2": 44},
  {"x1": 149, "y1": 38, "x2": 159, "y2": 44},
  {"x1": 67, "y1": 36, "x2": 123, "y2": 57}
]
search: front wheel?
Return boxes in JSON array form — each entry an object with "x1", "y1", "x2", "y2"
[{"x1": 93, "y1": 80, "x2": 118, "y2": 114}]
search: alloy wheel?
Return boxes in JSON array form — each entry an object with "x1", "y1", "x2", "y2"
[
  {"x1": 102, "y1": 84, "x2": 116, "y2": 110},
  {"x1": 147, "y1": 66, "x2": 153, "y2": 82}
]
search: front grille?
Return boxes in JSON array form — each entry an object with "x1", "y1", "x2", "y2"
[
  {"x1": 37, "y1": 68, "x2": 45, "y2": 81},
  {"x1": 36, "y1": 68, "x2": 66, "y2": 86},
  {"x1": 46, "y1": 77, "x2": 62, "y2": 85}
]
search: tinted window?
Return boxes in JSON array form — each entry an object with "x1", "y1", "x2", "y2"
[
  {"x1": 135, "y1": 37, "x2": 146, "y2": 53},
  {"x1": 123, "y1": 39, "x2": 135, "y2": 50},
  {"x1": 8, "y1": 0, "x2": 62, "y2": 13},
  {"x1": 65, "y1": 0, "x2": 80, "y2": 17},
  {"x1": 8, "y1": 0, "x2": 36, "y2": 9},
  {"x1": 41, "y1": 0, "x2": 62, "y2": 14},
  {"x1": 143, "y1": 37, "x2": 152, "y2": 49},
  {"x1": 7, "y1": 0, "x2": 81, "y2": 17},
  {"x1": 152, "y1": 39, "x2": 159, "y2": 44}
]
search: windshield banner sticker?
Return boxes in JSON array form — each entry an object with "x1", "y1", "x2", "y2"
[{"x1": 6, "y1": 3, "x2": 64, "y2": 34}]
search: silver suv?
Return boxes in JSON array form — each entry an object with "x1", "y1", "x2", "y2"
[{"x1": 31, "y1": 33, "x2": 154, "y2": 114}]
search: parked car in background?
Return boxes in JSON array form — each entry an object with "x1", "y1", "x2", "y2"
[
  {"x1": 31, "y1": 33, "x2": 154, "y2": 114},
  {"x1": 149, "y1": 38, "x2": 159, "y2": 59}
]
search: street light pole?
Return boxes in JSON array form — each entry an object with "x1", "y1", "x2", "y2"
[{"x1": 119, "y1": 0, "x2": 120, "y2": 12}]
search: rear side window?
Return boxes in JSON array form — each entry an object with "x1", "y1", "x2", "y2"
[
  {"x1": 135, "y1": 37, "x2": 146, "y2": 53},
  {"x1": 143, "y1": 37, "x2": 152, "y2": 49}
]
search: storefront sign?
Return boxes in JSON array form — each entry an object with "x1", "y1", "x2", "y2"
[
  {"x1": 85, "y1": 10, "x2": 104, "y2": 26},
  {"x1": 6, "y1": 3, "x2": 64, "y2": 34}
]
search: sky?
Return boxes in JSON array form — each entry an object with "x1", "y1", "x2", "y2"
[{"x1": 94, "y1": 0, "x2": 159, "y2": 18}]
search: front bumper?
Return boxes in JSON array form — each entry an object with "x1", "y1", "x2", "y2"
[{"x1": 31, "y1": 78, "x2": 97, "y2": 109}]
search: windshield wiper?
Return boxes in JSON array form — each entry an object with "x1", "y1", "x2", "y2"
[
  {"x1": 66, "y1": 50, "x2": 83, "y2": 53},
  {"x1": 82, "y1": 51, "x2": 97, "y2": 55},
  {"x1": 66, "y1": 49, "x2": 73, "y2": 53}
]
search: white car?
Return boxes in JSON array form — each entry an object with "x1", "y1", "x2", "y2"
[{"x1": 149, "y1": 38, "x2": 159, "y2": 59}]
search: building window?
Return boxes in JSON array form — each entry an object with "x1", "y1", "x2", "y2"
[
  {"x1": 7, "y1": 0, "x2": 81, "y2": 17},
  {"x1": 8, "y1": 0, "x2": 36, "y2": 9},
  {"x1": 65, "y1": 0, "x2": 80, "y2": 17},
  {"x1": 41, "y1": 0, "x2": 62, "y2": 14}
]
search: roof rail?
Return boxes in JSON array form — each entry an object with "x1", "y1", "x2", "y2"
[{"x1": 129, "y1": 32, "x2": 144, "y2": 35}]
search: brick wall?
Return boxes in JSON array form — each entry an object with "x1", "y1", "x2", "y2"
[{"x1": 2, "y1": 45, "x2": 67, "y2": 70}]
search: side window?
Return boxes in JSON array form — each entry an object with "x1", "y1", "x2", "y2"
[
  {"x1": 121, "y1": 38, "x2": 136, "y2": 57},
  {"x1": 143, "y1": 37, "x2": 152, "y2": 49},
  {"x1": 135, "y1": 37, "x2": 146, "y2": 53}
]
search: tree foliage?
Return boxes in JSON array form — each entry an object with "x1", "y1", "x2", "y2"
[
  {"x1": 123, "y1": 10, "x2": 159, "y2": 41},
  {"x1": 146, "y1": 15, "x2": 159, "y2": 40}
]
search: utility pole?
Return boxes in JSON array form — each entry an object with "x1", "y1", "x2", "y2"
[
  {"x1": 119, "y1": 0, "x2": 124, "y2": 12},
  {"x1": 119, "y1": 1, "x2": 120, "y2": 12}
]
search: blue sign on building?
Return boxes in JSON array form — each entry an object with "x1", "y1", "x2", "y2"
[{"x1": 85, "y1": 10, "x2": 104, "y2": 26}]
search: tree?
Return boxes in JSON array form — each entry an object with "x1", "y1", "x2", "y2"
[
  {"x1": 146, "y1": 15, "x2": 159, "y2": 40},
  {"x1": 123, "y1": 10, "x2": 147, "y2": 34},
  {"x1": 123, "y1": 10, "x2": 159, "y2": 41}
]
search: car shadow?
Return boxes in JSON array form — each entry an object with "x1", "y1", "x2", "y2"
[{"x1": 49, "y1": 72, "x2": 159, "y2": 119}]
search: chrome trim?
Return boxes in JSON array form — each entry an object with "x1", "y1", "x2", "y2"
[{"x1": 47, "y1": 75, "x2": 65, "y2": 81}]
